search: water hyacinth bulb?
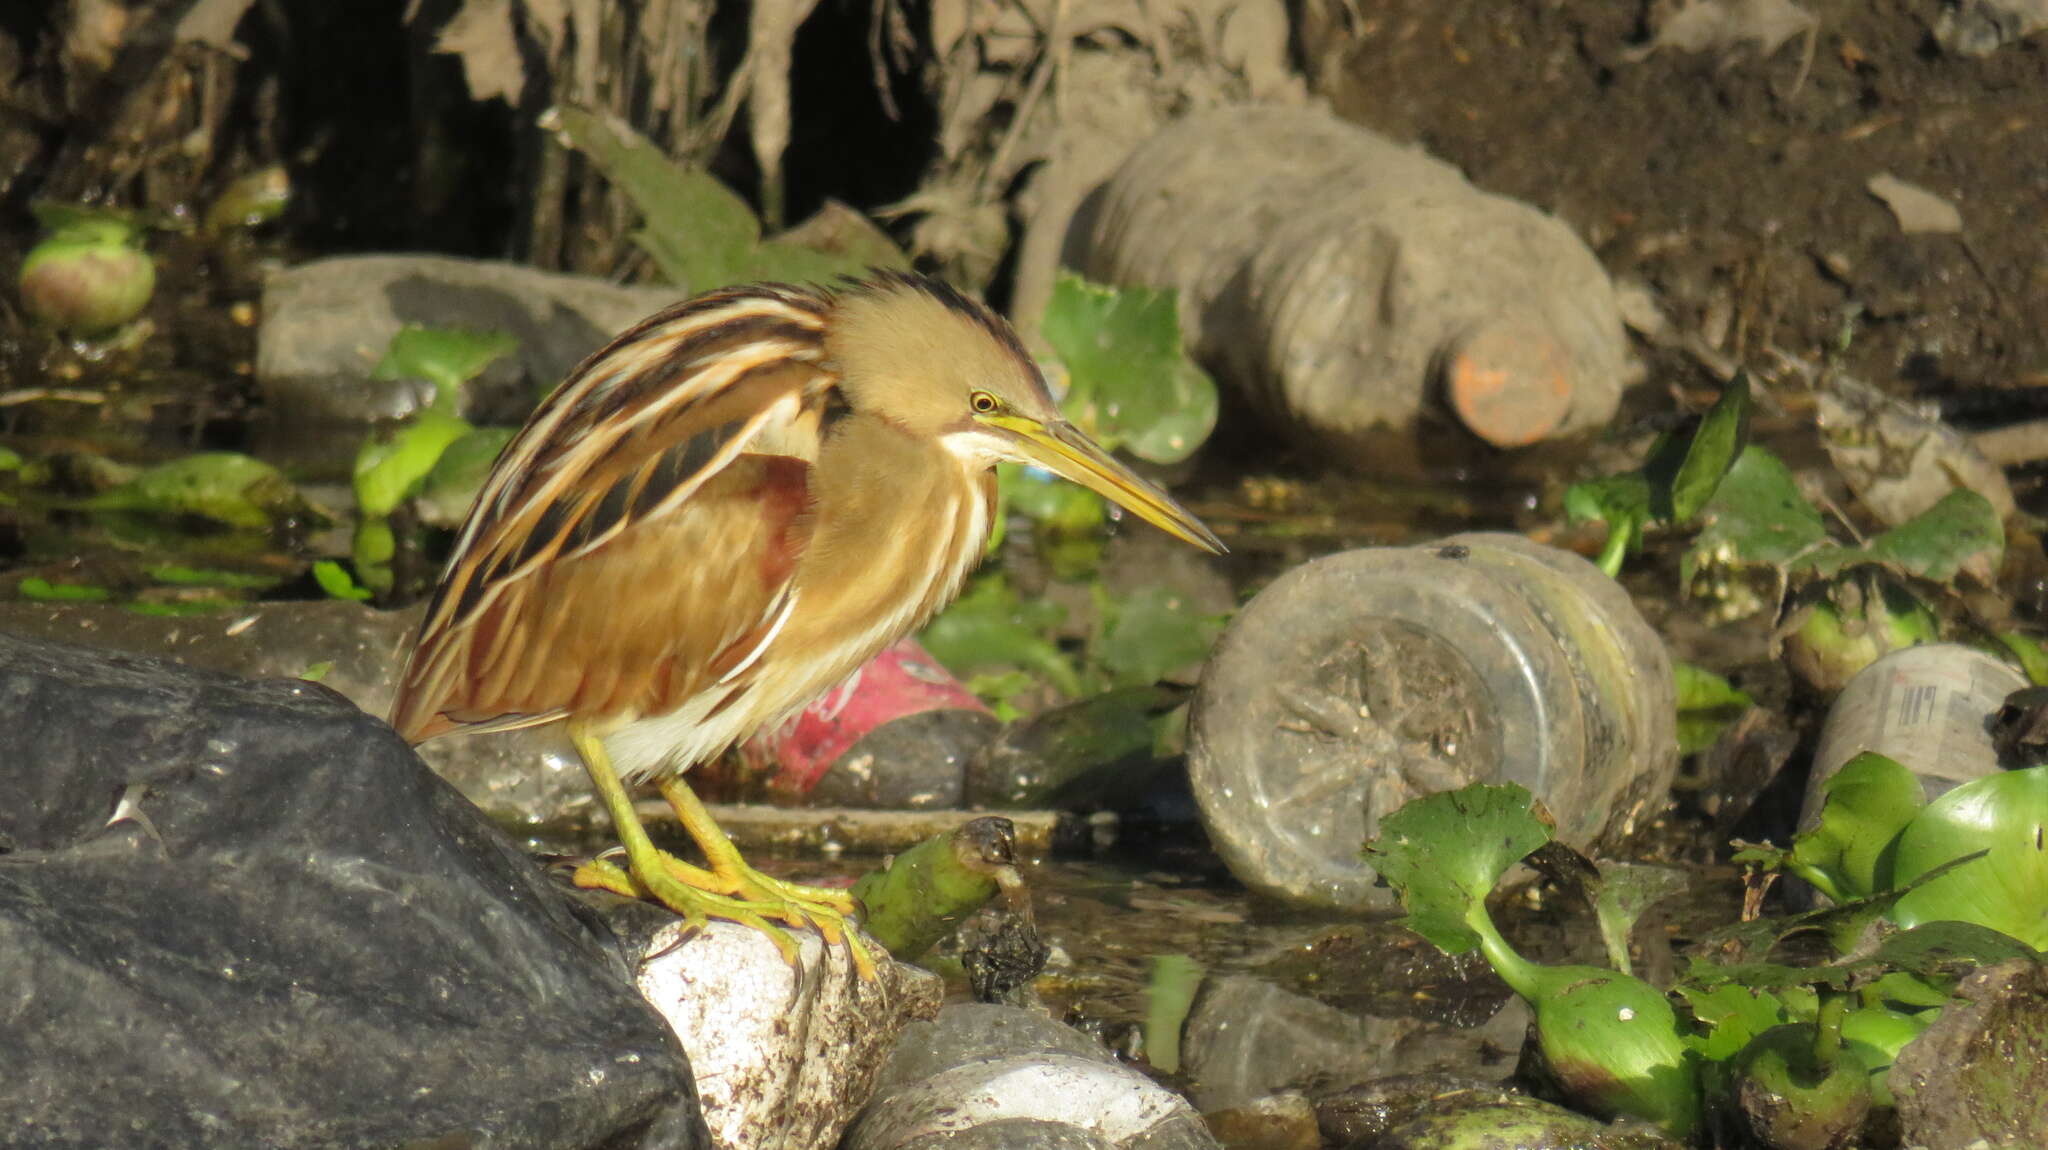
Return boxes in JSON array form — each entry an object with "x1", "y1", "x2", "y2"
[
  {"x1": 1511, "y1": 962, "x2": 1703, "y2": 1137},
  {"x1": 18, "y1": 216, "x2": 155, "y2": 335}
]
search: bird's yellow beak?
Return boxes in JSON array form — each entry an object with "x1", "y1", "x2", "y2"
[{"x1": 988, "y1": 415, "x2": 1225, "y2": 553}]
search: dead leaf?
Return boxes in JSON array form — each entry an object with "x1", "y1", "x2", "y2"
[
  {"x1": 1817, "y1": 373, "x2": 2014, "y2": 528},
  {"x1": 1866, "y1": 173, "x2": 1965, "y2": 235},
  {"x1": 175, "y1": 0, "x2": 258, "y2": 54},
  {"x1": 1639, "y1": 0, "x2": 1817, "y2": 54},
  {"x1": 435, "y1": 0, "x2": 525, "y2": 106}
]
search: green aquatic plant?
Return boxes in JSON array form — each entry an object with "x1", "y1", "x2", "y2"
[{"x1": 1364, "y1": 784, "x2": 1701, "y2": 1137}]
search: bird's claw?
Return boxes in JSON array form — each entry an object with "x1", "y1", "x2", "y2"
[{"x1": 572, "y1": 853, "x2": 875, "y2": 979}]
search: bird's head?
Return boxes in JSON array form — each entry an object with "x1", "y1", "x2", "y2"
[{"x1": 826, "y1": 272, "x2": 1223, "y2": 553}]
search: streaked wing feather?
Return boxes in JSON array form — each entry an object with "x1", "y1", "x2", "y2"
[{"x1": 391, "y1": 284, "x2": 835, "y2": 742}]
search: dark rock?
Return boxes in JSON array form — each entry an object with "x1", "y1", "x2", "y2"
[
  {"x1": 0, "y1": 631, "x2": 703, "y2": 1149},
  {"x1": 0, "y1": 601, "x2": 591, "y2": 827}
]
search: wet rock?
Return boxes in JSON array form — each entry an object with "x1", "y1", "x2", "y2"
[
  {"x1": 254, "y1": 255, "x2": 683, "y2": 477},
  {"x1": 1936, "y1": 0, "x2": 2048, "y2": 56},
  {"x1": 0, "y1": 630, "x2": 701, "y2": 1148},
  {"x1": 604, "y1": 905, "x2": 942, "y2": 1150},
  {"x1": 0, "y1": 601, "x2": 590, "y2": 826},
  {"x1": 848, "y1": 1004, "x2": 1218, "y2": 1149},
  {"x1": 1374, "y1": 1097, "x2": 1682, "y2": 1150},
  {"x1": 1201, "y1": 1092, "x2": 1321, "y2": 1150},
  {"x1": 1312, "y1": 1074, "x2": 1522, "y2": 1150},
  {"x1": 1181, "y1": 974, "x2": 1531, "y2": 1114},
  {"x1": 1891, "y1": 958, "x2": 2048, "y2": 1147}
]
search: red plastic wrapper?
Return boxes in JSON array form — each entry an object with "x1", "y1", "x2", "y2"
[{"x1": 734, "y1": 638, "x2": 990, "y2": 797}]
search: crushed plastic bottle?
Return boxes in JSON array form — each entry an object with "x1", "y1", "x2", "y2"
[{"x1": 1076, "y1": 105, "x2": 1629, "y2": 474}]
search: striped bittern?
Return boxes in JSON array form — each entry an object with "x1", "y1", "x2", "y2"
[{"x1": 390, "y1": 271, "x2": 1222, "y2": 973}]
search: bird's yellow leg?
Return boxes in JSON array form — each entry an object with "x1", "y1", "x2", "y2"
[
  {"x1": 565, "y1": 722, "x2": 804, "y2": 967},
  {"x1": 655, "y1": 775, "x2": 875, "y2": 979}
]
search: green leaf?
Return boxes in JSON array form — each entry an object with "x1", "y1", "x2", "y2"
[
  {"x1": 1362, "y1": 783, "x2": 1553, "y2": 957},
  {"x1": 1788, "y1": 752, "x2": 1925, "y2": 902},
  {"x1": 1039, "y1": 273, "x2": 1218, "y2": 464},
  {"x1": 1675, "y1": 660, "x2": 1753, "y2": 712},
  {"x1": 353, "y1": 409, "x2": 475, "y2": 518},
  {"x1": 350, "y1": 519, "x2": 396, "y2": 596},
  {"x1": 372, "y1": 325, "x2": 516, "y2": 408},
  {"x1": 414, "y1": 426, "x2": 515, "y2": 527},
  {"x1": 1796, "y1": 488, "x2": 2004, "y2": 585},
  {"x1": 999, "y1": 463, "x2": 1106, "y2": 533},
  {"x1": 1996, "y1": 632, "x2": 2048, "y2": 687},
  {"x1": 1680, "y1": 982, "x2": 1790, "y2": 1062},
  {"x1": 1092, "y1": 586, "x2": 1225, "y2": 687},
  {"x1": 547, "y1": 106, "x2": 761, "y2": 290},
  {"x1": 547, "y1": 107, "x2": 900, "y2": 289},
  {"x1": 312, "y1": 559, "x2": 372, "y2": 602},
  {"x1": 85, "y1": 452, "x2": 311, "y2": 531},
  {"x1": 1564, "y1": 472, "x2": 1652, "y2": 577},
  {"x1": 1890, "y1": 766, "x2": 2048, "y2": 948},
  {"x1": 17, "y1": 577, "x2": 111, "y2": 602},
  {"x1": 1682, "y1": 445, "x2": 1828, "y2": 585},
  {"x1": 1674, "y1": 661, "x2": 1753, "y2": 755},
  {"x1": 142, "y1": 564, "x2": 280, "y2": 591},
  {"x1": 918, "y1": 575, "x2": 1081, "y2": 696},
  {"x1": 1670, "y1": 373, "x2": 1753, "y2": 522}
]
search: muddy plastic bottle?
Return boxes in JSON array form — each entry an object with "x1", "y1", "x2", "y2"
[
  {"x1": 1187, "y1": 533, "x2": 1676, "y2": 911},
  {"x1": 1075, "y1": 106, "x2": 1628, "y2": 474},
  {"x1": 1802, "y1": 643, "x2": 2026, "y2": 831}
]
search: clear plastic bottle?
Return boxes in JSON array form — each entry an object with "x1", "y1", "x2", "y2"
[{"x1": 1187, "y1": 533, "x2": 1676, "y2": 910}]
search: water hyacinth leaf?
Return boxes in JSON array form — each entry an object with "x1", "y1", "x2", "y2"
[
  {"x1": 17, "y1": 577, "x2": 111, "y2": 602},
  {"x1": 372, "y1": 325, "x2": 516, "y2": 408},
  {"x1": 1093, "y1": 586, "x2": 1224, "y2": 687},
  {"x1": 1682, "y1": 445, "x2": 1828, "y2": 585},
  {"x1": 1797, "y1": 487, "x2": 2003, "y2": 586},
  {"x1": 143, "y1": 564, "x2": 280, "y2": 591},
  {"x1": 85, "y1": 452, "x2": 311, "y2": 531},
  {"x1": 1143, "y1": 954, "x2": 1203, "y2": 1075},
  {"x1": 351, "y1": 518, "x2": 397, "y2": 595},
  {"x1": 1593, "y1": 863, "x2": 1693, "y2": 975},
  {"x1": 546, "y1": 106, "x2": 759, "y2": 290},
  {"x1": 203, "y1": 166, "x2": 291, "y2": 233},
  {"x1": 1039, "y1": 273, "x2": 1218, "y2": 465},
  {"x1": 1680, "y1": 982, "x2": 1789, "y2": 1061},
  {"x1": 1362, "y1": 783, "x2": 1553, "y2": 956},
  {"x1": 1996, "y1": 633, "x2": 2048, "y2": 688},
  {"x1": 919, "y1": 575, "x2": 1081, "y2": 696},
  {"x1": 1788, "y1": 751, "x2": 1924, "y2": 902},
  {"x1": 354, "y1": 409, "x2": 475, "y2": 518},
  {"x1": 415, "y1": 425, "x2": 516, "y2": 528},
  {"x1": 312, "y1": 559, "x2": 372, "y2": 602},
  {"x1": 1674, "y1": 661, "x2": 1753, "y2": 755},
  {"x1": 1670, "y1": 372, "x2": 1753, "y2": 523},
  {"x1": 999, "y1": 463, "x2": 1106, "y2": 533},
  {"x1": 1890, "y1": 766, "x2": 2048, "y2": 948},
  {"x1": 1865, "y1": 919, "x2": 2043, "y2": 974},
  {"x1": 1564, "y1": 471, "x2": 1652, "y2": 576}
]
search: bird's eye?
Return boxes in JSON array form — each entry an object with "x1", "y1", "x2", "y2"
[{"x1": 970, "y1": 390, "x2": 1000, "y2": 414}]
